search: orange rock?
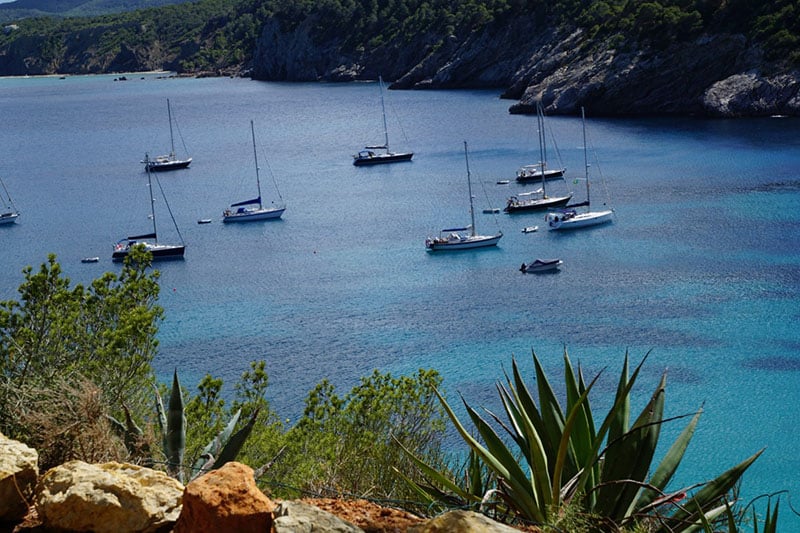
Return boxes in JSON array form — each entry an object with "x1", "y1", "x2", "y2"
[{"x1": 174, "y1": 462, "x2": 275, "y2": 533}]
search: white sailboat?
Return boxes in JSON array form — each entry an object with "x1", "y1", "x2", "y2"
[
  {"x1": 425, "y1": 142, "x2": 503, "y2": 251},
  {"x1": 223, "y1": 120, "x2": 286, "y2": 223},
  {"x1": 515, "y1": 104, "x2": 565, "y2": 183},
  {"x1": 545, "y1": 108, "x2": 614, "y2": 230},
  {"x1": 144, "y1": 98, "x2": 192, "y2": 172},
  {"x1": 353, "y1": 76, "x2": 413, "y2": 166},
  {"x1": 113, "y1": 155, "x2": 186, "y2": 261},
  {"x1": 0, "y1": 176, "x2": 19, "y2": 225},
  {"x1": 505, "y1": 103, "x2": 572, "y2": 213}
]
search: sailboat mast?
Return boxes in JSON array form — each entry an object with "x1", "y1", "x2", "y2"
[
  {"x1": 167, "y1": 99, "x2": 176, "y2": 157},
  {"x1": 379, "y1": 76, "x2": 389, "y2": 150},
  {"x1": 251, "y1": 120, "x2": 263, "y2": 209},
  {"x1": 582, "y1": 107, "x2": 590, "y2": 207},
  {"x1": 464, "y1": 141, "x2": 476, "y2": 237},
  {"x1": 537, "y1": 103, "x2": 547, "y2": 195},
  {"x1": 146, "y1": 156, "x2": 158, "y2": 244}
]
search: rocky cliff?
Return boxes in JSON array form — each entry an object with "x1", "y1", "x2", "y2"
[
  {"x1": 250, "y1": 12, "x2": 800, "y2": 118},
  {"x1": 3, "y1": 7, "x2": 798, "y2": 117}
]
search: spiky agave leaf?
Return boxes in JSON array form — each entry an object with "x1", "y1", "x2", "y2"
[
  {"x1": 433, "y1": 388, "x2": 545, "y2": 523},
  {"x1": 392, "y1": 438, "x2": 484, "y2": 509},
  {"x1": 659, "y1": 449, "x2": 764, "y2": 532},
  {"x1": 494, "y1": 373, "x2": 553, "y2": 514},
  {"x1": 165, "y1": 369, "x2": 186, "y2": 481},
  {"x1": 211, "y1": 407, "x2": 260, "y2": 469},
  {"x1": 595, "y1": 372, "x2": 666, "y2": 520},
  {"x1": 190, "y1": 408, "x2": 242, "y2": 476},
  {"x1": 569, "y1": 354, "x2": 649, "y2": 508},
  {"x1": 634, "y1": 407, "x2": 702, "y2": 513}
]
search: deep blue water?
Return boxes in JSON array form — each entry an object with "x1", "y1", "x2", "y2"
[{"x1": 1, "y1": 74, "x2": 799, "y2": 524}]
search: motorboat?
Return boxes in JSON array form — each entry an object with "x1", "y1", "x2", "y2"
[{"x1": 520, "y1": 258, "x2": 563, "y2": 273}]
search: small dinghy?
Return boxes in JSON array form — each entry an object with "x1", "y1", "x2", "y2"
[
  {"x1": 81, "y1": 257, "x2": 100, "y2": 263},
  {"x1": 520, "y1": 258, "x2": 562, "y2": 273},
  {"x1": 482, "y1": 208, "x2": 500, "y2": 214},
  {"x1": 521, "y1": 225, "x2": 539, "y2": 233},
  {"x1": 496, "y1": 180, "x2": 510, "y2": 185},
  {"x1": 197, "y1": 219, "x2": 212, "y2": 224}
]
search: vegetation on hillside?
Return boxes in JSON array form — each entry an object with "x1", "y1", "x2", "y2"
[{"x1": 0, "y1": 0, "x2": 797, "y2": 76}]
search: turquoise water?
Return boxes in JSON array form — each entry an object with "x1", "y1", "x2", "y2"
[{"x1": 1, "y1": 74, "x2": 799, "y2": 524}]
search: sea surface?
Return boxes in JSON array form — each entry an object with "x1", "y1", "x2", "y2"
[{"x1": 1, "y1": 74, "x2": 799, "y2": 525}]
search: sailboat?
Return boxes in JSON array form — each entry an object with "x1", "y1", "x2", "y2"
[
  {"x1": 144, "y1": 99, "x2": 192, "y2": 172},
  {"x1": 545, "y1": 107, "x2": 614, "y2": 230},
  {"x1": 223, "y1": 120, "x2": 286, "y2": 222},
  {"x1": 113, "y1": 155, "x2": 186, "y2": 262},
  {"x1": 425, "y1": 142, "x2": 503, "y2": 251},
  {"x1": 0, "y1": 176, "x2": 19, "y2": 225},
  {"x1": 515, "y1": 104, "x2": 565, "y2": 183},
  {"x1": 505, "y1": 103, "x2": 572, "y2": 213},
  {"x1": 353, "y1": 77, "x2": 413, "y2": 166}
]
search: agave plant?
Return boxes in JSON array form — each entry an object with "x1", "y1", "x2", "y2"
[
  {"x1": 111, "y1": 369, "x2": 258, "y2": 483},
  {"x1": 399, "y1": 350, "x2": 763, "y2": 531}
]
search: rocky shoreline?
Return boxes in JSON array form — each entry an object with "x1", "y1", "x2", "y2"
[
  {"x1": 1, "y1": 432, "x2": 527, "y2": 533},
  {"x1": 2, "y1": 9, "x2": 798, "y2": 118},
  {"x1": 250, "y1": 17, "x2": 800, "y2": 118}
]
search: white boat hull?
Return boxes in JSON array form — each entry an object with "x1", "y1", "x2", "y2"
[
  {"x1": 425, "y1": 233, "x2": 502, "y2": 251},
  {"x1": 223, "y1": 206, "x2": 285, "y2": 222},
  {"x1": 0, "y1": 212, "x2": 18, "y2": 224},
  {"x1": 546, "y1": 209, "x2": 613, "y2": 230},
  {"x1": 520, "y1": 258, "x2": 562, "y2": 273}
]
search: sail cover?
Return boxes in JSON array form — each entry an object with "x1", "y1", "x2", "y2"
[
  {"x1": 230, "y1": 196, "x2": 260, "y2": 207},
  {"x1": 441, "y1": 227, "x2": 469, "y2": 232},
  {"x1": 126, "y1": 232, "x2": 157, "y2": 240}
]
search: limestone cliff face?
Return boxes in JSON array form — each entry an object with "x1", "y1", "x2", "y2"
[{"x1": 250, "y1": 13, "x2": 800, "y2": 118}]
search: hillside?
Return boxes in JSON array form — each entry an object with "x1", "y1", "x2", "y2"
[
  {"x1": 0, "y1": 0, "x2": 190, "y2": 23},
  {"x1": 0, "y1": 0, "x2": 798, "y2": 117}
]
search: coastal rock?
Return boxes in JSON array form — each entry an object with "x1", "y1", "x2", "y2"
[
  {"x1": 273, "y1": 500, "x2": 363, "y2": 533},
  {"x1": 509, "y1": 32, "x2": 761, "y2": 116},
  {"x1": 703, "y1": 71, "x2": 800, "y2": 117},
  {"x1": 35, "y1": 460, "x2": 184, "y2": 533},
  {"x1": 0, "y1": 432, "x2": 38, "y2": 522},
  {"x1": 174, "y1": 461, "x2": 275, "y2": 533},
  {"x1": 408, "y1": 509, "x2": 521, "y2": 532}
]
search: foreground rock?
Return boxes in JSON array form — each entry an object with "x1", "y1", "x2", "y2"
[
  {"x1": 0, "y1": 433, "x2": 39, "y2": 522},
  {"x1": 409, "y1": 509, "x2": 522, "y2": 532},
  {"x1": 174, "y1": 462, "x2": 275, "y2": 533},
  {"x1": 274, "y1": 500, "x2": 362, "y2": 532},
  {"x1": 35, "y1": 461, "x2": 183, "y2": 533}
]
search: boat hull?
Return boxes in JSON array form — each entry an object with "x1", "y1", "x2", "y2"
[
  {"x1": 515, "y1": 167, "x2": 565, "y2": 183},
  {"x1": 112, "y1": 243, "x2": 185, "y2": 262},
  {"x1": 425, "y1": 233, "x2": 502, "y2": 251},
  {"x1": 520, "y1": 259, "x2": 562, "y2": 273},
  {"x1": 504, "y1": 194, "x2": 572, "y2": 213},
  {"x1": 546, "y1": 209, "x2": 613, "y2": 230},
  {"x1": 223, "y1": 207, "x2": 285, "y2": 222},
  {"x1": 353, "y1": 152, "x2": 413, "y2": 166},
  {"x1": 0, "y1": 212, "x2": 19, "y2": 225},
  {"x1": 146, "y1": 158, "x2": 192, "y2": 172}
]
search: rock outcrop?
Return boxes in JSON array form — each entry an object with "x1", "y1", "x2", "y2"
[
  {"x1": 0, "y1": 432, "x2": 38, "y2": 523},
  {"x1": 174, "y1": 462, "x2": 274, "y2": 533},
  {"x1": 35, "y1": 460, "x2": 184, "y2": 533},
  {"x1": 250, "y1": 12, "x2": 800, "y2": 118}
]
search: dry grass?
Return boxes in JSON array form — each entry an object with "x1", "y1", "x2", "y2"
[{"x1": 11, "y1": 376, "x2": 130, "y2": 470}]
